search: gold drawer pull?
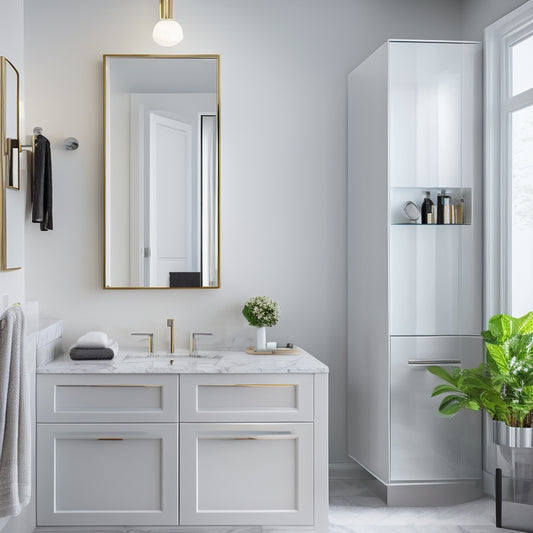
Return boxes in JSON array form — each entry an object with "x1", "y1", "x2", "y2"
[
  {"x1": 230, "y1": 435, "x2": 296, "y2": 440},
  {"x1": 200, "y1": 383, "x2": 296, "y2": 387}
]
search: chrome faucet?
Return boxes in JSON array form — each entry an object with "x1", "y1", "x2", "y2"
[
  {"x1": 167, "y1": 319, "x2": 175, "y2": 354},
  {"x1": 131, "y1": 332, "x2": 154, "y2": 356},
  {"x1": 189, "y1": 332, "x2": 212, "y2": 357}
]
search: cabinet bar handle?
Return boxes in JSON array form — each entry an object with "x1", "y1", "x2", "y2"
[
  {"x1": 408, "y1": 359, "x2": 461, "y2": 366},
  {"x1": 97, "y1": 437, "x2": 124, "y2": 441},
  {"x1": 200, "y1": 431, "x2": 294, "y2": 440},
  {"x1": 199, "y1": 384, "x2": 296, "y2": 387},
  {"x1": 228, "y1": 435, "x2": 296, "y2": 440}
]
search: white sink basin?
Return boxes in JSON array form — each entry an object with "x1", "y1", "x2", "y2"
[{"x1": 122, "y1": 350, "x2": 221, "y2": 361}]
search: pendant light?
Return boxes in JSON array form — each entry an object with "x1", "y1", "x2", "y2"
[{"x1": 153, "y1": 0, "x2": 183, "y2": 47}]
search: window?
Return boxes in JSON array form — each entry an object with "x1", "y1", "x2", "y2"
[{"x1": 485, "y1": 2, "x2": 533, "y2": 318}]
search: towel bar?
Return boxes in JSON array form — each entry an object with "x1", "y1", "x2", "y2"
[{"x1": 21, "y1": 127, "x2": 80, "y2": 151}]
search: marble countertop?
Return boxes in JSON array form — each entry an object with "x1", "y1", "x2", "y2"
[{"x1": 37, "y1": 347, "x2": 329, "y2": 374}]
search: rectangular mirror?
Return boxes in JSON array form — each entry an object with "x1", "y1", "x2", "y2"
[
  {"x1": 104, "y1": 55, "x2": 220, "y2": 288},
  {"x1": 0, "y1": 56, "x2": 22, "y2": 272}
]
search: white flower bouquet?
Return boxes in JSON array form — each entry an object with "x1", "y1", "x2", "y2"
[{"x1": 242, "y1": 296, "x2": 280, "y2": 328}]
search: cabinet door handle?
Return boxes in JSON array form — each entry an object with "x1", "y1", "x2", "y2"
[
  {"x1": 200, "y1": 431, "x2": 294, "y2": 440},
  {"x1": 97, "y1": 437, "x2": 124, "y2": 441},
  {"x1": 230, "y1": 435, "x2": 296, "y2": 440},
  {"x1": 200, "y1": 383, "x2": 297, "y2": 387},
  {"x1": 408, "y1": 359, "x2": 461, "y2": 366}
]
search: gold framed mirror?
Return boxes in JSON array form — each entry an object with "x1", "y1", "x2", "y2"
[
  {"x1": 0, "y1": 56, "x2": 22, "y2": 272},
  {"x1": 103, "y1": 54, "x2": 220, "y2": 289}
]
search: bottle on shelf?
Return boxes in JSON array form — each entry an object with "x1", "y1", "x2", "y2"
[
  {"x1": 455, "y1": 197, "x2": 464, "y2": 224},
  {"x1": 421, "y1": 191, "x2": 434, "y2": 224},
  {"x1": 437, "y1": 190, "x2": 451, "y2": 224}
]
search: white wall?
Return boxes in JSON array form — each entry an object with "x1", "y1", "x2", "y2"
[
  {"x1": 24, "y1": 0, "x2": 468, "y2": 463},
  {"x1": 0, "y1": 0, "x2": 25, "y2": 310},
  {"x1": 461, "y1": 0, "x2": 528, "y2": 39}
]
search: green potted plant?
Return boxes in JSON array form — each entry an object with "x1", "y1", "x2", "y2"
[{"x1": 428, "y1": 312, "x2": 533, "y2": 445}]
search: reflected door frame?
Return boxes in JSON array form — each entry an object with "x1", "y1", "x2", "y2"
[{"x1": 484, "y1": 1, "x2": 533, "y2": 320}]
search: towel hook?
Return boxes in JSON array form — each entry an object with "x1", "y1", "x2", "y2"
[{"x1": 64, "y1": 137, "x2": 79, "y2": 151}]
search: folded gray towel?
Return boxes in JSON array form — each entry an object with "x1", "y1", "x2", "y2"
[{"x1": 69, "y1": 341, "x2": 118, "y2": 360}]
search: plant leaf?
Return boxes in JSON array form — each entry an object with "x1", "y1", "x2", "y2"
[
  {"x1": 427, "y1": 366, "x2": 458, "y2": 386},
  {"x1": 431, "y1": 384, "x2": 460, "y2": 397},
  {"x1": 487, "y1": 313, "x2": 512, "y2": 343},
  {"x1": 485, "y1": 343, "x2": 509, "y2": 375},
  {"x1": 438, "y1": 395, "x2": 467, "y2": 416},
  {"x1": 516, "y1": 312, "x2": 533, "y2": 335}
]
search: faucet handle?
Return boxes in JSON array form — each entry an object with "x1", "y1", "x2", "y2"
[
  {"x1": 166, "y1": 319, "x2": 175, "y2": 354},
  {"x1": 131, "y1": 332, "x2": 154, "y2": 355},
  {"x1": 190, "y1": 332, "x2": 213, "y2": 357}
]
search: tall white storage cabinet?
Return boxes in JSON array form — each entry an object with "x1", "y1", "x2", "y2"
[{"x1": 347, "y1": 40, "x2": 484, "y2": 506}]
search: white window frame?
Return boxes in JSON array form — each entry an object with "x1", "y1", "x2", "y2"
[{"x1": 484, "y1": 0, "x2": 533, "y2": 320}]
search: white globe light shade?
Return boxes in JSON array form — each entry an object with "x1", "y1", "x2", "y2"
[{"x1": 152, "y1": 19, "x2": 183, "y2": 47}]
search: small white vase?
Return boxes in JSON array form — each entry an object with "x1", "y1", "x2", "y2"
[{"x1": 256, "y1": 326, "x2": 267, "y2": 351}]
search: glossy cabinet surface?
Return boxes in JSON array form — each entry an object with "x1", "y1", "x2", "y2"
[
  {"x1": 390, "y1": 336, "x2": 482, "y2": 481},
  {"x1": 389, "y1": 42, "x2": 480, "y2": 189},
  {"x1": 390, "y1": 224, "x2": 481, "y2": 336}
]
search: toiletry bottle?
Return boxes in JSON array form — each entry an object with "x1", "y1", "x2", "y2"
[
  {"x1": 436, "y1": 189, "x2": 451, "y2": 224},
  {"x1": 456, "y1": 196, "x2": 464, "y2": 224},
  {"x1": 421, "y1": 191, "x2": 433, "y2": 224}
]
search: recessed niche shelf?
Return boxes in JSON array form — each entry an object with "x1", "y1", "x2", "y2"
[{"x1": 390, "y1": 187, "x2": 472, "y2": 225}]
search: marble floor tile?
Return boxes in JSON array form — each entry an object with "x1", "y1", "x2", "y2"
[{"x1": 328, "y1": 479, "x2": 519, "y2": 533}]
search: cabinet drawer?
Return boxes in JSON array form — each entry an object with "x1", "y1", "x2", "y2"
[
  {"x1": 390, "y1": 335, "x2": 482, "y2": 482},
  {"x1": 180, "y1": 374, "x2": 313, "y2": 422},
  {"x1": 180, "y1": 422, "x2": 313, "y2": 526},
  {"x1": 36, "y1": 423, "x2": 178, "y2": 526},
  {"x1": 37, "y1": 374, "x2": 178, "y2": 423}
]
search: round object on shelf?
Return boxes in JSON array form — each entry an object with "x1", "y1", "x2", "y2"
[{"x1": 402, "y1": 201, "x2": 421, "y2": 223}]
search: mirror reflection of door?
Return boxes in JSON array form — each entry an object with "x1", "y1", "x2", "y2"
[{"x1": 148, "y1": 114, "x2": 195, "y2": 286}]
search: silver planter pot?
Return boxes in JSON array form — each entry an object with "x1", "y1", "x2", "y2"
[{"x1": 493, "y1": 420, "x2": 533, "y2": 448}]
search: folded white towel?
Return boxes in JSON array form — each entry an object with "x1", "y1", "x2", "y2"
[{"x1": 75, "y1": 331, "x2": 109, "y2": 349}]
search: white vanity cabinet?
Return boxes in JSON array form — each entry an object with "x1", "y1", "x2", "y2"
[
  {"x1": 179, "y1": 374, "x2": 318, "y2": 526},
  {"x1": 35, "y1": 352, "x2": 329, "y2": 532},
  {"x1": 36, "y1": 374, "x2": 179, "y2": 526}
]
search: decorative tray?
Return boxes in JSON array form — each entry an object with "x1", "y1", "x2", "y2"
[{"x1": 245, "y1": 346, "x2": 300, "y2": 355}]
